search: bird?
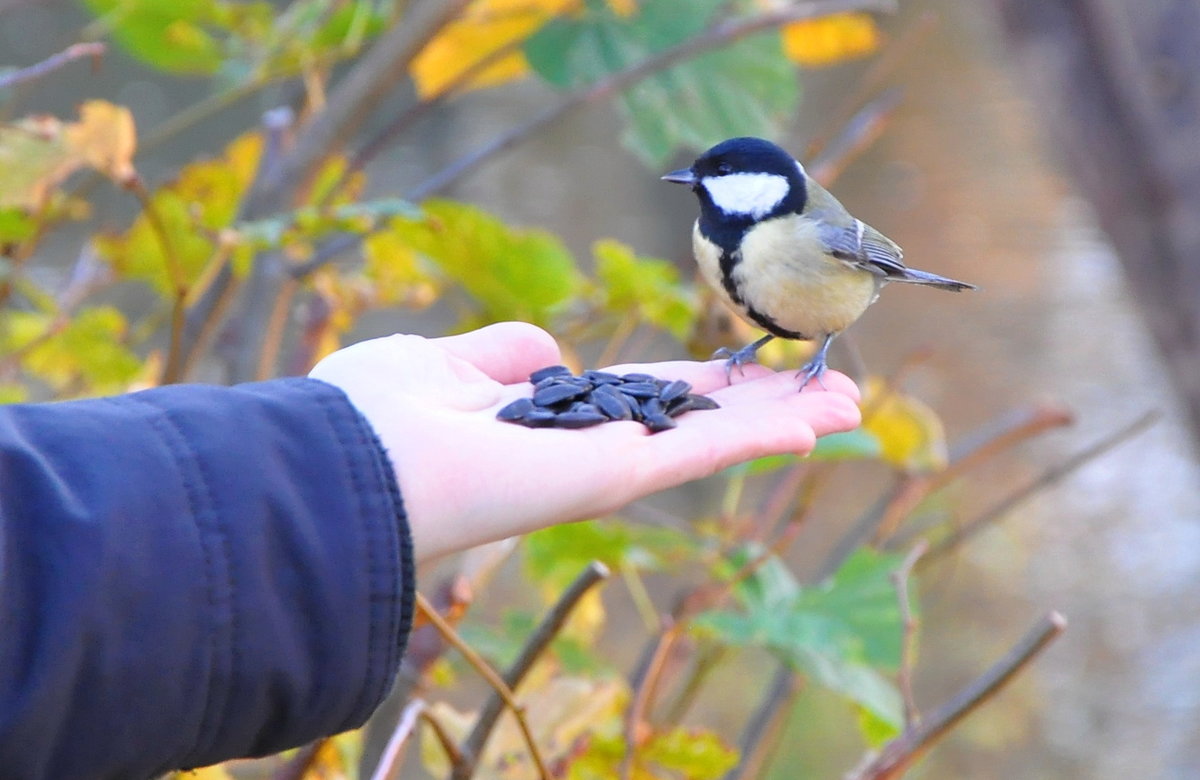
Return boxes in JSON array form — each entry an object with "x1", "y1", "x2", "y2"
[{"x1": 662, "y1": 136, "x2": 975, "y2": 389}]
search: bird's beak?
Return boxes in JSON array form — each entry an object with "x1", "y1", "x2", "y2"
[{"x1": 661, "y1": 168, "x2": 697, "y2": 186}]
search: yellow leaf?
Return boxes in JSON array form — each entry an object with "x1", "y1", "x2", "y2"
[
  {"x1": 410, "y1": 0, "x2": 576, "y2": 99},
  {"x1": 64, "y1": 101, "x2": 138, "y2": 184},
  {"x1": 0, "y1": 116, "x2": 74, "y2": 208},
  {"x1": 861, "y1": 378, "x2": 948, "y2": 473},
  {"x1": 782, "y1": 12, "x2": 880, "y2": 67},
  {"x1": 172, "y1": 767, "x2": 235, "y2": 780}
]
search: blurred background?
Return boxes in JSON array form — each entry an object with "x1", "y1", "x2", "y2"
[{"x1": 3, "y1": 0, "x2": 1199, "y2": 777}]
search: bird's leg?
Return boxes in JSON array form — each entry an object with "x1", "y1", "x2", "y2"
[
  {"x1": 796, "y1": 333, "x2": 836, "y2": 391},
  {"x1": 713, "y1": 334, "x2": 775, "y2": 383}
]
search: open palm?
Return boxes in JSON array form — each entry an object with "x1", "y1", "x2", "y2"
[{"x1": 310, "y1": 322, "x2": 862, "y2": 562}]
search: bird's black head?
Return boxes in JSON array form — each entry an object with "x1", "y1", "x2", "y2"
[{"x1": 661, "y1": 137, "x2": 808, "y2": 226}]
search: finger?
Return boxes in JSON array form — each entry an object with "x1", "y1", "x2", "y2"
[
  {"x1": 705, "y1": 369, "x2": 861, "y2": 407},
  {"x1": 434, "y1": 322, "x2": 561, "y2": 385},
  {"x1": 621, "y1": 391, "x2": 863, "y2": 490},
  {"x1": 602, "y1": 357, "x2": 860, "y2": 402}
]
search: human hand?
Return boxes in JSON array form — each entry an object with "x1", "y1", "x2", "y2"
[{"x1": 309, "y1": 322, "x2": 862, "y2": 562}]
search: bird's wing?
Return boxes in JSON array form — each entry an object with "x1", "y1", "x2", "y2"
[{"x1": 815, "y1": 219, "x2": 908, "y2": 278}]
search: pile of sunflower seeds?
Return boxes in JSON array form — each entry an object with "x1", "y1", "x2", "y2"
[{"x1": 497, "y1": 365, "x2": 719, "y2": 433}]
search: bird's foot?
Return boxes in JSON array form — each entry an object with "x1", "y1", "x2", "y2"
[
  {"x1": 712, "y1": 335, "x2": 774, "y2": 384},
  {"x1": 795, "y1": 357, "x2": 829, "y2": 391}
]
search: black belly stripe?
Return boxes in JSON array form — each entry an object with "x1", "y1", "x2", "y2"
[
  {"x1": 745, "y1": 306, "x2": 808, "y2": 341},
  {"x1": 718, "y1": 248, "x2": 745, "y2": 306}
]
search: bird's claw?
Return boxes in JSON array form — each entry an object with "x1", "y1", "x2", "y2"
[
  {"x1": 795, "y1": 358, "x2": 829, "y2": 391},
  {"x1": 713, "y1": 344, "x2": 761, "y2": 383}
]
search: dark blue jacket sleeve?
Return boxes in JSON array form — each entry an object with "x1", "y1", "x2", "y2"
[{"x1": 0, "y1": 378, "x2": 415, "y2": 780}]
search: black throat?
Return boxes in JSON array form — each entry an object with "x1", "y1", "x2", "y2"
[{"x1": 694, "y1": 172, "x2": 807, "y2": 311}]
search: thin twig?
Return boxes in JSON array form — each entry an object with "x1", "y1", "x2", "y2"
[
  {"x1": 847, "y1": 612, "x2": 1067, "y2": 780},
  {"x1": 620, "y1": 623, "x2": 682, "y2": 780},
  {"x1": 921, "y1": 411, "x2": 1160, "y2": 567},
  {"x1": 421, "y1": 709, "x2": 467, "y2": 772},
  {"x1": 661, "y1": 645, "x2": 727, "y2": 727},
  {"x1": 891, "y1": 540, "x2": 927, "y2": 730},
  {"x1": 415, "y1": 592, "x2": 551, "y2": 780},
  {"x1": 369, "y1": 698, "x2": 426, "y2": 780},
  {"x1": 408, "y1": 0, "x2": 898, "y2": 199},
  {"x1": 0, "y1": 42, "x2": 105, "y2": 90},
  {"x1": 453, "y1": 561, "x2": 610, "y2": 780},
  {"x1": 126, "y1": 178, "x2": 188, "y2": 385},
  {"x1": 255, "y1": 276, "x2": 298, "y2": 381},
  {"x1": 720, "y1": 666, "x2": 805, "y2": 780}
]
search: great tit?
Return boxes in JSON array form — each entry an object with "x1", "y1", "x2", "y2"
[{"x1": 663, "y1": 136, "x2": 975, "y2": 388}]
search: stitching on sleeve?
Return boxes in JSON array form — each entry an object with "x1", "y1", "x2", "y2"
[
  {"x1": 120, "y1": 394, "x2": 232, "y2": 765},
  {"x1": 305, "y1": 381, "x2": 405, "y2": 723}
]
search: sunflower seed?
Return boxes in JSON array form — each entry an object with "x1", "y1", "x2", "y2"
[
  {"x1": 640, "y1": 397, "x2": 664, "y2": 418},
  {"x1": 521, "y1": 409, "x2": 558, "y2": 427},
  {"x1": 659, "y1": 379, "x2": 692, "y2": 403},
  {"x1": 685, "y1": 394, "x2": 720, "y2": 411},
  {"x1": 529, "y1": 365, "x2": 572, "y2": 383},
  {"x1": 555, "y1": 411, "x2": 607, "y2": 429},
  {"x1": 497, "y1": 397, "x2": 534, "y2": 421},
  {"x1": 619, "y1": 381, "x2": 660, "y2": 398},
  {"x1": 533, "y1": 383, "x2": 588, "y2": 407},
  {"x1": 582, "y1": 370, "x2": 622, "y2": 385},
  {"x1": 644, "y1": 413, "x2": 677, "y2": 433},
  {"x1": 621, "y1": 372, "x2": 657, "y2": 383},
  {"x1": 590, "y1": 389, "x2": 633, "y2": 420}
]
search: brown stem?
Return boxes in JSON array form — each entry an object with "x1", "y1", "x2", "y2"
[
  {"x1": 270, "y1": 738, "x2": 326, "y2": 780},
  {"x1": 415, "y1": 592, "x2": 551, "y2": 780},
  {"x1": 126, "y1": 178, "x2": 188, "y2": 385},
  {"x1": 421, "y1": 709, "x2": 467, "y2": 772},
  {"x1": 453, "y1": 561, "x2": 610, "y2": 780},
  {"x1": 847, "y1": 612, "x2": 1067, "y2": 780},
  {"x1": 255, "y1": 276, "x2": 298, "y2": 381},
  {"x1": 620, "y1": 623, "x2": 682, "y2": 780}
]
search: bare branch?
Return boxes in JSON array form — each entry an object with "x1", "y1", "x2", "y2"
[
  {"x1": 369, "y1": 698, "x2": 427, "y2": 780},
  {"x1": 847, "y1": 612, "x2": 1067, "y2": 780},
  {"x1": 407, "y1": 0, "x2": 899, "y2": 199},
  {"x1": 921, "y1": 411, "x2": 1160, "y2": 567},
  {"x1": 270, "y1": 738, "x2": 327, "y2": 780},
  {"x1": 453, "y1": 561, "x2": 610, "y2": 780},
  {"x1": 415, "y1": 592, "x2": 551, "y2": 780},
  {"x1": 720, "y1": 666, "x2": 804, "y2": 780},
  {"x1": 620, "y1": 623, "x2": 682, "y2": 780},
  {"x1": 891, "y1": 540, "x2": 928, "y2": 729},
  {"x1": 0, "y1": 42, "x2": 104, "y2": 91}
]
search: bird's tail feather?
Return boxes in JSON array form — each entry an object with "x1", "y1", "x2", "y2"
[{"x1": 892, "y1": 267, "x2": 976, "y2": 291}]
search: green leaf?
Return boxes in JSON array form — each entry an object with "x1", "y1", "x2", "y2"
[
  {"x1": 694, "y1": 548, "x2": 909, "y2": 727},
  {"x1": 385, "y1": 199, "x2": 584, "y2": 327},
  {"x1": 6, "y1": 306, "x2": 142, "y2": 395},
  {"x1": 641, "y1": 727, "x2": 739, "y2": 779},
  {"x1": 85, "y1": 0, "x2": 229, "y2": 74},
  {"x1": 811, "y1": 429, "x2": 882, "y2": 461},
  {"x1": 524, "y1": 521, "x2": 697, "y2": 590},
  {"x1": 525, "y1": 0, "x2": 799, "y2": 166},
  {"x1": 592, "y1": 238, "x2": 696, "y2": 340},
  {"x1": 0, "y1": 208, "x2": 35, "y2": 244}
]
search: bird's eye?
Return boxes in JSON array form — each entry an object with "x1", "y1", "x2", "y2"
[{"x1": 716, "y1": 163, "x2": 733, "y2": 175}]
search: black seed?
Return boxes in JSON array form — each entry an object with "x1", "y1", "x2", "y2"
[
  {"x1": 555, "y1": 411, "x2": 607, "y2": 429},
  {"x1": 686, "y1": 394, "x2": 720, "y2": 411},
  {"x1": 533, "y1": 383, "x2": 588, "y2": 407},
  {"x1": 622, "y1": 372, "x2": 657, "y2": 383},
  {"x1": 619, "y1": 381, "x2": 660, "y2": 398},
  {"x1": 659, "y1": 379, "x2": 692, "y2": 403},
  {"x1": 497, "y1": 397, "x2": 534, "y2": 421},
  {"x1": 582, "y1": 370, "x2": 622, "y2": 385},
  {"x1": 530, "y1": 365, "x2": 572, "y2": 383},
  {"x1": 644, "y1": 413, "x2": 677, "y2": 433},
  {"x1": 534, "y1": 375, "x2": 567, "y2": 391},
  {"x1": 640, "y1": 397, "x2": 664, "y2": 418},
  {"x1": 591, "y1": 390, "x2": 633, "y2": 421},
  {"x1": 564, "y1": 376, "x2": 594, "y2": 390},
  {"x1": 571, "y1": 402, "x2": 601, "y2": 416},
  {"x1": 521, "y1": 409, "x2": 558, "y2": 427}
]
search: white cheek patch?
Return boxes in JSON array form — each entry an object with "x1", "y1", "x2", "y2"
[{"x1": 703, "y1": 172, "x2": 789, "y2": 218}]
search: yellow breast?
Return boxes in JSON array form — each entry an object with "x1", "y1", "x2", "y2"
[{"x1": 692, "y1": 217, "x2": 879, "y2": 339}]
